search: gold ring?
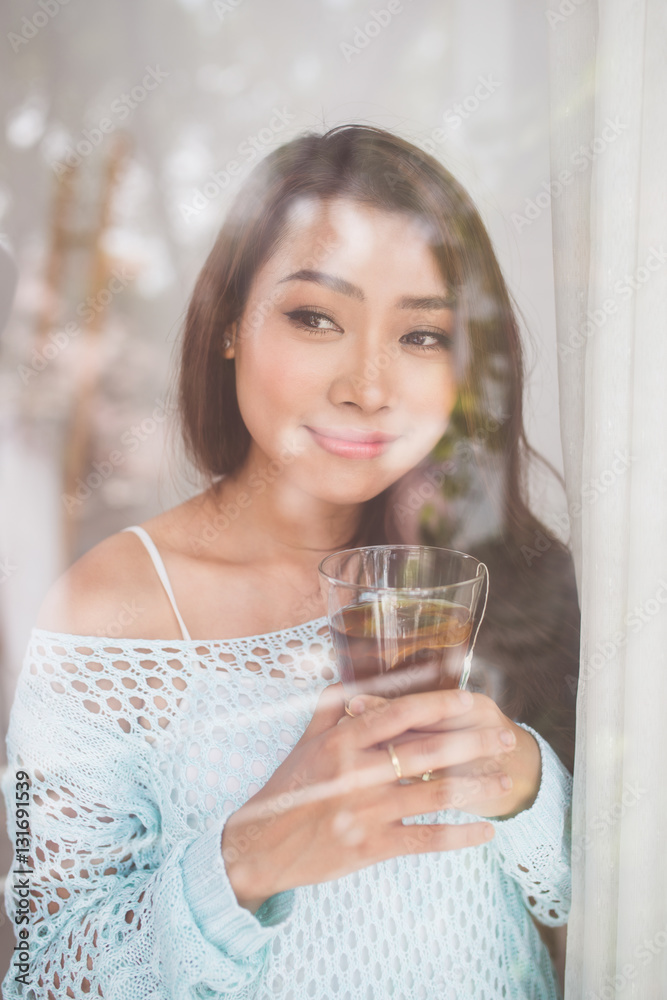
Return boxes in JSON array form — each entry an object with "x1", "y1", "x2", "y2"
[
  {"x1": 421, "y1": 770, "x2": 433, "y2": 781},
  {"x1": 344, "y1": 704, "x2": 355, "y2": 717},
  {"x1": 387, "y1": 743, "x2": 402, "y2": 780}
]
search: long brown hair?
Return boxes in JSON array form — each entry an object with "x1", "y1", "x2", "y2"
[{"x1": 177, "y1": 124, "x2": 579, "y2": 770}]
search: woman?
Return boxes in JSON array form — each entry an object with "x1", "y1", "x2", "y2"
[{"x1": 2, "y1": 125, "x2": 578, "y2": 999}]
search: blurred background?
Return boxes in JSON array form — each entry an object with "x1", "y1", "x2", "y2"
[{"x1": 0, "y1": 0, "x2": 569, "y2": 980}]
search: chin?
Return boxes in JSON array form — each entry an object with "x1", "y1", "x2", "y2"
[{"x1": 305, "y1": 468, "x2": 403, "y2": 507}]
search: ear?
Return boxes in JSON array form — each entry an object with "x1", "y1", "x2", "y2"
[{"x1": 222, "y1": 321, "x2": 238, "y2": 359}]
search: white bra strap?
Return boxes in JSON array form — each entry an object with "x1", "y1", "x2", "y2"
[{"x1": 122, "y1": 526, "x2": 192, "y2": 641}]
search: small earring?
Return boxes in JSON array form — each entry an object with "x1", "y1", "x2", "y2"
[{"x1": 223, "y1": 338, "x2": 231, "y2": 349}]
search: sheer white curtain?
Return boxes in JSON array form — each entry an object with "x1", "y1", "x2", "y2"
[{"x1": 548, "y1": 1, "x2": 667, "y2": 995}]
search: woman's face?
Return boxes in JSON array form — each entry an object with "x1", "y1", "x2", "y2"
[{"x1": 230, "y1": 197, "x2": 458, "y2": 506}]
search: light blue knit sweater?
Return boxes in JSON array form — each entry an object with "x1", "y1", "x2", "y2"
[{"x1": 2, "y1": 621, "x2": 571, "y2": 999}]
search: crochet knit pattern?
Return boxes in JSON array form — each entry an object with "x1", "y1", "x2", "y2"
[{"x1": 2, "y1": 619, "x2": 572, "y2": 999}]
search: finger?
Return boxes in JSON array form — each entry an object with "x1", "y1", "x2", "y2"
[
  {"x1": 397, "y1": 696, "x2": 499, "y2": 735},
  {"x1": 299, "y1": 682, "x2": 347, "y2": 742},
  {"x1": 381, "y1": 726, "x2": 516, "y2": 777},
  {"x1": 385, "y1": 771, "x2": 511, "y2": 820},
  {"x1": 346, "y1": 693, "x2": 388, "y2": 715},
  {"x1": 433, "y1": 760, "x2": 507, "y2": 781},
  {"x1": 347, "y1": 688, "x2": 475, "y2": 750},
  {"x1": 335, "y1": 692, "x2": 389, "y2": 728},
  {"x1": 381, "y1": 819, "x2": 495, "y2": 858}
]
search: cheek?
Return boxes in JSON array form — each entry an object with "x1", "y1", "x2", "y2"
[
  {"x1": 403, "y1": 366, "x2": 458, "y2": 430},
  {"x1": 234, "y1": 336, "x2": 322, "y2": 427}
]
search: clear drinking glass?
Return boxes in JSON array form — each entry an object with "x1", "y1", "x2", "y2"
[{"x1": 318, "y1": 545, "x2": 489, "y2": 703}]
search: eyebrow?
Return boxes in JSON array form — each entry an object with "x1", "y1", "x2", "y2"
[
  {"x1": 278, "y1": 269, "x2": 455, "y2": 310},
  {"x1": 396, "y1": 294, "x2": 456, "y2": 311},
  {"x1": 278, "y1": 269, "x2": 364, "y2": 301}
]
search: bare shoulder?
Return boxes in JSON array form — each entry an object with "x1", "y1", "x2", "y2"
[
  {"x1": 35, "y1": 526, "x2": 183, "y2": 640},
  {"x1": 34, "y1": 485, "x2": 324, "y2": 641}
]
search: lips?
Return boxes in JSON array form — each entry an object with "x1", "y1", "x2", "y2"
[
  {"x1": 305, "y1": 425, "x2": 399, "y2": 459},
  {"x1": 307, "y1": 425, "x2": 398, "y2": 443}
]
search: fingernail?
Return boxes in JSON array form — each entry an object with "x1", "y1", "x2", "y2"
[
  {"x1": 499, "y1": 729, "x2": 515, "y2": 747},
  {"x1": 458, "y1": 690, "x2": 474, "y2": 708},
  {"x1": 484, "y1": 824, "x2": 495, "y2": 840},
  {"x1": 500, "y1": 774, "x2": 513, "y2": 791},
  {"x1": 347, "y1": 697, "x2": 367, "y2": 715}
]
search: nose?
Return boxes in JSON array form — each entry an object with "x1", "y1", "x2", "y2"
[{"x1": 327, "y1": 337, "x2": 397, "y2": 413}]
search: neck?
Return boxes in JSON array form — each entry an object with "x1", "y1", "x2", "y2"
[{"x1": 204, "y1": 453, "x2": 366, "y2": 563}]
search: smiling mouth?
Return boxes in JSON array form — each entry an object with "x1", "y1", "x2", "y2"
[
  {"x1": 307, "y1": 425, "x2": 399, "y2": 443},
  {"x1": 305, "y1": 426, "x2": 399, "y2": 459}
]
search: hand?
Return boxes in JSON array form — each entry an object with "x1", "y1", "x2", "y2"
[
  {"x1": 350, "y1": 689, "x2": 542, "y2": 819},
  {"x1": 221, "y1": 683, "x2": 504, "y2": 914}
]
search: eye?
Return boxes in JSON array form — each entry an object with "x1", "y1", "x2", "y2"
[
  {"x1": 284, "y1": 309, "x2": 342, "y2": 334},
  {"x1": 400, "y1": 330, "x2": 453, "y2": 352}
]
